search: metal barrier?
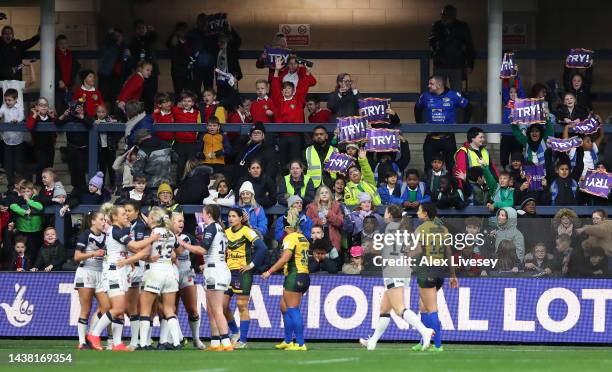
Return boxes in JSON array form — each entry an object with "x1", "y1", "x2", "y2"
[{"x1": 22, "y1": 49, "x2": 612, "y2": 103}]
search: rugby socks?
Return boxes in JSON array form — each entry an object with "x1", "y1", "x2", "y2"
[
  {"x1": 129, "y1": 314, "x2": 140, "y2": 346},
  {"x1": 239, "y1": 320, "x2": 250, "y2": 343},
  {"x1": 111, "y1": 317, "x2": 124, "y2": 345},
  {"x1": 91, "y1": 311, "x2": 112, "y2": 337},
  {"x1": 167, "y1": 316, "x2": 181, "y2": 346},
  {"x1": 227, "y1": 319, "x2": 239, "y2": 335},
  {"x1": 210, "y1": 335, "x2": 221, "y2": 347},
  {"x1": 147, "y1": 318, "x2": 153, "y2": 345},
  {"x1": 188, "y1": 315, "x2": 201, "y2": 344},
  {"x1": 220, "y1": 334, "x2": 231, "y2": 347},
  {"x1": 282, "y1": 311, "x2": 293, "y2": 344},
  {"x1": 139, "y1": 316, "x2": 151, "y2": 347},
  {"x1": 89, "y1": 312, "x2": 102, "y2": 330},
  {"x1": 159, "y1": 317, "x2": 169, "y2": 344},
  {"x1": 369, "y1": 313, "x2": 390, "y2": 346},
  {"x1": 78, "y1": 318, "x2": 88, "y2": 344},
  {"x1": 402, "y1": 308, "x2": 430, "y2": 336},
  {"x1": 287, "y1": 308, "x2": 305, "y2": 346},
  {"x1": 429, "y1": 312, "x2": 442, "y2": 348}
]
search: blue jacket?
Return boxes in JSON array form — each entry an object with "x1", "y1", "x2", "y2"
[
  {"x1": 127, "y1": 114, "x2": 155, "y2": 148},
  {"x1": 237, "y1": 204, "x2": 268, "y2": 236},
  {"x1": 399, "y1": 182, "x2": 431, "y2": 205},
  {"x1": 414, "y1": 89, "x2": 469, "y2": 124},
  {"x1": 378, "y1": 183, "x2": 404, "y2": 205},
  {"x1": 275, "y1": 212, "x2": 313, "y2": 243}
]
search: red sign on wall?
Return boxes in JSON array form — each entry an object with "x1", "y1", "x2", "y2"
[{"x1": 279, "y1": 24, "x2": 310, "y2": 47}]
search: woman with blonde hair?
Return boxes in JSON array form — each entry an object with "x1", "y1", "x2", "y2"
[
  {"x1": 305, "y1": 185, "x2": 344, "y2": 252},
  {"x1": 236, "y1": 181, "x2": 268, "y2": 235}
]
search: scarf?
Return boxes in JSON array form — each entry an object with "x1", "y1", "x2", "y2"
[{"x1": 56, "y1": 47, "x2": 74, "y2": 87}]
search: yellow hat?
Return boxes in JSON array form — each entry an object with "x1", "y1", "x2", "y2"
[{"x1": 157, "y1": 183, "x2": 172, "y2": 197}]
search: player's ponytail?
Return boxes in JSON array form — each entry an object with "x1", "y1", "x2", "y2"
[
  {"x1": 99, "y1": 202, "x2": 117, "y2": 218},
  {"x1": 81, "y1": 211, "x2": 104, "y2": 234},
  {"x1": 149, "y1": 207, "x2": 171, "y2": 230},
  {"x1": 204, "y1": 204, "x2": 223, "y2": 227}
]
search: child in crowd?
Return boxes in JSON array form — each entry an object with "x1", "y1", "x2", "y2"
[
  {"x1": 425, "y1": 153, "x2": 447, "y2": 196},
  {"x1": 348, "y1": 193, "x2": 384, "y2": 236},
  {"x1": 3, "y1": 235, "x2": 31, "y2": 272},
  {"x1": 549, "y1": 161, "x2": 578, "y2": 206},
  {"x1": 73, "y1": 69, "x2": 104, "y2": 118},
  {"x1": 584, "y1": 247, "x2": 609, "y2": 278},
  {"x1": 152, "y1": 92, "x2": 175, "y2": 142},
  {"x1": 345, "y1": 143, "x2": 359, "y2": 158},
  {"x1": 342, "y1": 245, "x2": 364, "y2": 275},
  {"x1": 0, "y1": 88, "x2": 25, "y2": 189},
  {"x1": 250, "y1": 79, "x2": 275, "y2": 123},
  {"x1": 31, "y1": 227, "x2": 65, "y2": 272},
  {"x1": 563, "y1": 123, "x2": 605, "y2": 179},
  {"x1": 112, "y1": 145, "x2": 140, "y2": 193},
  {"x1": 94, "y1": 104, "x2": 118, "y2": 191},
  {"x1": 487, "y1": 171, "x2": 514, "y2": 212},
  {"x1": 63, "y1": 172, "x2": 111, "y2": 213},
  {"x1": 378, "y1": 171, "x2": 402, "y2": 205},
  {"x1": 120, "y1": 176, "x2": 147, "y2": 203},
  {"x1": 523, "y1": 243, "x2": 554, "y2": 277},
  {"x1": 172, "y1": 90, "x2": 202, "y2": 179},
  {"x1": 464, "y1": 217, "x2": 491, "y2": 257},
  {"x1": 37, "y1": 168, "x2": 67, "y2": 206},
  {"x1": 308, "y1": 225, "x2": 338, "y2": 274},
  {"x1": 117, "y1": 60, "x2": 153, "y2": 112},
  {"x1": 452, "y1": 243, "x2": 486, "y2": 277},
  {"x1": 27, "y1": 97, "x2": 57, "y2": 185},
  {"x1": 200, "y1": 88, "x2": 227, "y2": 123},
  {"x1": 508, "y1": 152, "x2": 525, "y2": 187},
  {"x1": 553, "y1": 233, "x2": 585, "y2": 277},
  {"x1": 227, "y1": 97, "x2": 252, "y2": 124},
  {"x1": 459, "y1": 166, "x2": 495, "y2": 206},
  {"x1": 200, "y1": 116, "x2": 232, "y2": 174},
  {"x1": 512, "y1": 120, "x2": 554, "y2": 169},
  {"x1": 306, "y1": 94, "x2": 331, "y2": 123},
  {"x1": 9, "y1": 182, "x2": 44, "y2": 262},
  {"x1": 399, "y1": 169, "x2": 431, "y2": 210},
  {"x1": 432, "y1": 175, "x2": 467, "y2": 210}
]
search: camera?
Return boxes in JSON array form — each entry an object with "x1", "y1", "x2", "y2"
[
  {"x1": 67, "y1": 100, "x2": 83, "y2": 115},
  {"x1": 295, "y1": 57, "x2": 314, "y2": 68}
]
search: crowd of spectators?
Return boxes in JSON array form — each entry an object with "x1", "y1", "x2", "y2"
[{"x1": 0, "y1": 6, "x2": 610, "y2": 278}]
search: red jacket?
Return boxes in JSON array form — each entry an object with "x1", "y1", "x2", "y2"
[
  {"x1": 271, "y1": 72, "x2": 316, "y2": 135},
  {"x1": 305, "y1": 201, "x2": 344, "y2": 252},
  {"x1": 172, "y1": 106, "x2": 201, "y2": 143},
  {"x1": 227, "y1": 111, "x2": 252, "y2": 141},
  {"x1": 153, "y1": 109, "x2": 175, "y2": 142},
  {"x1": 251, "y1": 96, "x2": 275, "y2": 123},
  {"x1": 308, "y1": 108, "x2": 332, "y2": 123},
  {"x1": 453, "y1": 141, "x2": 500, "y2": 189},
  {"x1": 117, "y1": 72, "x2": 144, "y2": 103},
  {"x1": 73, "y1": 86, "x2": 104, "y2": 118}
]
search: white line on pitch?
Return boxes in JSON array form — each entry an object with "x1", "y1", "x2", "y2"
[{"x1": 298, "y1": 357, "x2": 359, "y2": 365}]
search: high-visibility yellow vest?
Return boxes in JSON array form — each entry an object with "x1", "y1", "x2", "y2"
[
  {"x1": 305, "y1": 145, "x2": 337, "y2": 188},
  {"x1": 284, "y1": 175, "x2": 312, "y2": 198},
  {"x1": 455, "y1": 146, "x2": 491, "y2": 169}
]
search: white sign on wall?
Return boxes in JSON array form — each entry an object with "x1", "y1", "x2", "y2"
[{"x1": 279, "y1": 24, "x2": 310, "y2": 47}]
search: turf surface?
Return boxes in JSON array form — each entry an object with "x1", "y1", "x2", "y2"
[{"x1": 0, "y1": 340, "x2": 610, "y2": 372}]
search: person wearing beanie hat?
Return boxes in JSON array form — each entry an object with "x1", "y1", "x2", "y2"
[
  {"x1": 154, "y1": 182, "x2": 181, "y2": 212},
  {"x1": 89, "y1": 171, "x2": 105, "y2": 191},
  {"x1": 345, "y1": 143, "x2": 359, "y2": 158},
  {"x1": 275, "y1": 194, "x2": 313, "y2": 243},
  {"x1": 357, "y1": 192, "x2": 372, "y2": 204},
  {"x1": 454, "y1": 126, "x2": 500, "y2": 189},
  {"x1": 232, "y1": 122, "x2": 278, "y2": 185},
  {"x1": 249, "y1": 121, "x2": 266, "y2": 136},
  {"x1": 342, "y1": 246, "x2": 364, "y2": 275},
  {"x1": 237, "y1": 180, "x2": 269, "y2": 235},
  {"x1": 239, "y1": 181, "x2": 256, "y2": 196},
  {"x1": 287, "y1": 195, "x2": 302, "y2": 209},
  {"x1": 348, "y1": 191, "x2": 384, "y2": 236}
]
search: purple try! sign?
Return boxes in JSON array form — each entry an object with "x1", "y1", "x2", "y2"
[
  {"x1": 1, "y1": 273, "x2": 611, "y2": 343},
  {"x1": 523, "y1": 164, "x2": 545, "y2": 191},
  {"x1": 324, "y1": 152, "x2": 354, "y2": 175},
  {"x1": 566, "y1": 48, "x2": 594, "y2": 69},
  {"x1": 500, "y1": 52, "x2": 518, "y2": 79},
  {"x1": 547, "y1": 136, "x2": 583, "y2": 152},
  {"x1": 511, "y1": 98, "x2": 546, "y2": 125},
  {"x1": 358, "y1": 98, "x2": 390, "y2": 124},
  {"x1": 337, "y1": 116, "x2": 368, "y2": 143},
  {"x1": 579, "y1": 170, "x2": 612, "y2": 199},
  {"x1": 263, "y1": 46, "x2": 292, "y2": 69},
  {"x1": 365, "y1": 128, "x2": 400, "y2": 152},
  {"x1": 574, "y1": 115, "x2": 600, "y2": 135}
]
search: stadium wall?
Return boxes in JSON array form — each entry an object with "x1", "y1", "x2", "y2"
[{"x1": 1, "y1": 273, "x2": 611, "y2": 343}]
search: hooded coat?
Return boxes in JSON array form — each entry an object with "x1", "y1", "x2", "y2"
[{"x1": 494, "y1": 207, "x2": 525, "y2": 262}]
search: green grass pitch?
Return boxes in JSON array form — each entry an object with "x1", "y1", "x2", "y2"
[{"x1": 0, "y1": 340, "x2": 611, "y2": 372}]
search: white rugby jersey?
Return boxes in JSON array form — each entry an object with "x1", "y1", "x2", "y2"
[
  {"x1": 149, "y1": 227, "x2": 179, "y2": 268},
  {"x1": 202, "y1": 223, "x2": 228, "y2": 265},
  {"x1": 76, "y1": 229, "x2": 106, "y2": 272},
  {"x1": 176, "y1": 233, "x2": 195, "y2": 271},
  {"x1": 105, "y1": 225, "x2": 132, "y2": 266}
]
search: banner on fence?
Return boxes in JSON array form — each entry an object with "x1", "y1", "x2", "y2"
[
  {"x1": 337, "y1": 116, "x2": 368, "y2": 144},
  {"x1": 566, "y1": 48, "x2": 594, "y2": 69},
  {"x1": 324, "y1": 152, "x2": 355, "y2": 175},
  {"x1": 358, "y1": 98, "x2": 390, "y2": 124},
  {"x1": 511, "y1": 98, "x2": 546, "y2": 125},
  {"x1": 1, "y1": 274, "x2": 611, "y2": 343},
  {"x1": 579, "y1": 170, "x2": 612, "y2": 199},
  {"x1": 365, "y1": 128, "x2": 401, "y2": 152},
  {"x1": 547, "y1": 136, "x2": 583, "y2": 152}
]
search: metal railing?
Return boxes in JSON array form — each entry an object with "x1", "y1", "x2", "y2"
[
  {"x1": 2, "y1": 122, "x2": 612, "y2": 244},
  {"x1": 22, "y1": 49, "x2": 612, "y2": 103}
]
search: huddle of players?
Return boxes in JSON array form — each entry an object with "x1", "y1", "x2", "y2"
[{"x1": 72, "y1": 201, "x2": 310, "y2": 352}]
